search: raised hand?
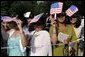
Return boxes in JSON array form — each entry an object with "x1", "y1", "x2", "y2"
[
  {"x1": 17, "y1": 20, "x2": 22, "y2": 27},
  {"x1": 50, "y1": 20, "x2": 57, "y2": 27}
]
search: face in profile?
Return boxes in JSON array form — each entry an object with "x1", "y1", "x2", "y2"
[
  {"x1": 58, "y1": 16, "x2": 65, "y2": 23},
  {"x1": 70, "y1": 18, "x2": 77, "y2": 24},
  {"x1": 27, "y1": 19, "x2": 32, "y2": 26},
  {"x1": 2, "y1": 22, "x2": 10, "y2": 30},
  {"x1": 49, "y1": 15, "x2": 54, "y2": 22},
  {"x1": 27, "y1": 19, "x2": 31, "y2": 22}
]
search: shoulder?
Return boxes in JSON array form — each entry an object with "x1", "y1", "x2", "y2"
[
  {"x1": 16, "y1": 30, "x2": 22, "y2": 35},
  {"x1": 40, "y1": 30, "x2": 50, "y2": 35}
]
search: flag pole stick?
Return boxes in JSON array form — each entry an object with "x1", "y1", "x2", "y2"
[{"x1": 54, "y1": 13, "x2": 56, "y2": 20}]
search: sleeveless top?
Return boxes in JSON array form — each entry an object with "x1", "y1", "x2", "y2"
[{"x1": 7, "y1": 35, "x2": 26, "y2": 56}]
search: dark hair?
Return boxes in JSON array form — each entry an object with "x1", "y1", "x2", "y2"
[
  {"x1": 70, "y1": 14, "x2": 81, "y2": 28},
  {"x1": 34, "y1": 20, "x2": 45, "y2": 29},
  {"x1": 34, "y1": 21, "x2": 44, "y2": 27},
  {"x1": 57, "y1": 12, "x2": 66, "y2": 18},
  {"x1": 8, "y1": 21, "x2": 19, "y2": 30},
  {"x1": 57, "y1": 15, "x2": 70, "y2": 26},
  {"x1": 64, "y1": 16, "x2": 71, "y2": 25},
  {"x1": 74, "y1": 17, "x2": 81, "y2": 28},
  {"x1": 57, "y1": 12, "x2": 70, "y2": 25}
]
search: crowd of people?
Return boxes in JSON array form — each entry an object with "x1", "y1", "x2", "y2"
[{"x1": 1, "y1": 12, "x2": 84, "y2": 56}]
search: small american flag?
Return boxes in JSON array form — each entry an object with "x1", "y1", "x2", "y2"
[
  {"x1": 66, "y1": 5, "x2": 78, "y2": 17},
  {"x1": 50, "y1": 2, "x2": 63, "y2": 14},
  {"x1": 30, "y1": 13, "x2": 44, "y2": 23}
]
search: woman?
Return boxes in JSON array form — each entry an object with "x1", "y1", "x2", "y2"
[
  {"x1": 7, "y1": 20, "x2": 28, "y2": 56},
  {"x1": 70, "y1": 15, "x2": 84, "y2": 56},
  {"x1": 70, "y1": 15, "x2": 82, "y2": 38},
  {"x1": 49, "y1": 13, "x2": 77, "y2": 56},
  {"x1": 29, "y1": 21, "x2": 52, "y2": 56}
]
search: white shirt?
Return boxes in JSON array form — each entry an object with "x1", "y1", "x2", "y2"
[
  {"x1": 73, "y1": 19, "x2": 84, "y2": 38},
  {"x1": 73, "y1": 26, "x2": 82, "y2": 38},
  {"x1": 81, "y1": 19, "x2": 84, "y2": 27},
  {"x1": 29, "y1": 30, "x2": 52, "y2": 56},
  {"x1": 23, "y1": 25, "x2": 30, "y2": 35}
]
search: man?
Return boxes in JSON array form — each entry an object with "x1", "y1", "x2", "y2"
[{"x1": 29, "y1": 21, "x2": 52, "y2": 56}]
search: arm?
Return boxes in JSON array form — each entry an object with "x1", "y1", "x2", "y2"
[
  {"x1": 49, "y1": 26, "x2": 58, "y2": 44},
  {"x1": 46, "y1": 32, "x2": 52, "y2": 56},
  {"x1": 46, "y1": 16, "x2": 50, "y2": 23},
  {"x1": 17, "y1": 20, "x2": 28, "y2": 47},
  {"x1": 71, "y1": 27, "x2": 78, "y2": 56}
]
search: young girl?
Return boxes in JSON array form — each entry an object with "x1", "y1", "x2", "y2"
[{"x1": 7, "y1": 20, "x2": 28, "y2": 56}]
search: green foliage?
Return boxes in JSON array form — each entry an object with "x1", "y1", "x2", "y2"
[{"x1": 1, "y1": 1, "x2": 84, "y2": 16}]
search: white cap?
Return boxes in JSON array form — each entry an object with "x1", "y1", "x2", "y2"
[{"x1": 24, "y1": 12, "x2": 31, "y2": 18}]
